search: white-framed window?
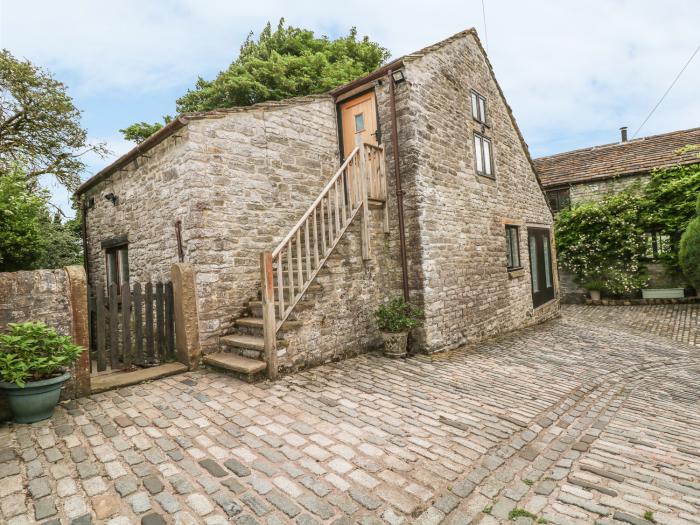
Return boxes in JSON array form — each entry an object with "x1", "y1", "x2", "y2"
[
  {"x1": 471, "y1": 90, "x2": 487, "y2": 123},
  {"x1": 473, "y1": 133, "x2": 494, "y2": 178}
]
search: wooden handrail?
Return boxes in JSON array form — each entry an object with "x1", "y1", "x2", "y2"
[
  {"x1": 271, "y1": 146, "x2": 360, "y2": 259},
  {"x1": 260, "y1": 138, "x2": 387, "y2": 380}
]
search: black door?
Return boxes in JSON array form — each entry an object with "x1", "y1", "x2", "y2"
[{"x1": 528, "y1": 228, "x2": 555, "y2": 307}]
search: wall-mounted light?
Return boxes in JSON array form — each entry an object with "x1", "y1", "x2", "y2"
[
  {"x1": 104, "y1": 192, "x2": 118, "y2": 205},
  {"x1": 391, "y1": 70, "x2": 406, "y2": 84}
]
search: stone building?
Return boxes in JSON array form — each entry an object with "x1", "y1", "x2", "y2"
[
  {"x1": 77, "y1": 28, "x2": 559, "y2": 378},
  {"x1": 535, "y1": 126, "x2": 700, "y2": 301}
]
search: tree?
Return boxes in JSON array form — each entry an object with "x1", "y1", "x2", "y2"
[
  {"x1": 0, "y1": 49, "x2": 108, "y2": 192},
  {"x1": 0, "y1": 167, "x2": 47, "y2": 271},
  {"x1": 555, "y1": 192, "x2": 648, "y2": 295},
  {"x1": 0, "y1": 166, "x2": 82, "y2": 272},
  {"x1": 119, "y1": 116, "x2": 172, "y2": 144},
  {"x1": 679, "y1": 194, "x2": 700, "y2": 291},
  {"x1": 121, "y1": 20, "x2": 389, "y2": 143}
]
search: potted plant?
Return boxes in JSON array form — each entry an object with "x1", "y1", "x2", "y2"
[
  {"x1": 375, "y1": 297, "x2": 422, "y2": 358},
  {"x1": 0, "y1": 322, "x2": 84, "y2": 423},
  {"x1": 583, "y1": 280, "x2": 606, "y2": 301}
]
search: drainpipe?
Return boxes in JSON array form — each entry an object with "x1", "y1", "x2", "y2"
[
  {"x1": 388, "y1": 68, "x2": 410, "y2": 303},
  {"x1": 81, "y1": 199, "x2": 90, "y2": 285}
]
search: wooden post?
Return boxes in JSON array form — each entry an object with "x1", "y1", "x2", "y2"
[
  {"x1": 356, "y1": 135, "x2": 371, "y2": 260},
  {"x1": 260, "y1": 251, "x2": 278, "y2": 380}
]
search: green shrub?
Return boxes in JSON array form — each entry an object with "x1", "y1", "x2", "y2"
[
  {"x1": 679, "y1": 196, "x2": 700, "y2": 291},
  {"x1": 555, "y1": 192, "x2": 648, "y2": 294},
  {"x1": 375, "y1": 297, "x2": 422, "y2": 333},
  {"x1": 0, "y1": 322, "x2": 84, "y2": 387}
]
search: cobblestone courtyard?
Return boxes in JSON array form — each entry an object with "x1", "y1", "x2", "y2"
[{"x1": 1, "y1": 304, "x2": 698, "y2": 525}]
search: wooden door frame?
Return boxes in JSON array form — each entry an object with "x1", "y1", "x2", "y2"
[
  {"x1": 335, "y1": 86, "x2": 382, "y2": 161},
  {"x1": 528, "y1": 226, "x2": 555, "y2": 308}
]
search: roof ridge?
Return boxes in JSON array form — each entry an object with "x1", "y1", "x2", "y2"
[{"x1": 535, "y1": 125, "x2": 700, "y2": 161}]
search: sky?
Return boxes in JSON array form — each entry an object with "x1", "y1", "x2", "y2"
[{"x1": 2, "y1": 0, "x2": 699, "y2": 217}]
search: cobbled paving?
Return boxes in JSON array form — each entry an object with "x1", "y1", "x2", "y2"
[{"x1": 0, "y1": 306, "x2": 698, "y2": 525}]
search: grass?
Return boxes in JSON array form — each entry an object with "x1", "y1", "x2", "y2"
[
  {"x1": 508, "y1": 509, "x2": 538, "y2": 520},
  {"x1": 483, "y1": 505, "x2": 492, "y2": 514},
  {"x1": 523, "y1": 479, "x2": 534, "y2": 486},
  {"x1": 644, "y1": 511, "x2": 656, "y2": 523}
]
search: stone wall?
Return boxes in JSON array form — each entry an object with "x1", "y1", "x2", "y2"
[
  {"x1": 397, "y1": 32, "x2": 560, "y2": 351},
  {"x1": 0, "y1": 267, "x2": 90, "y2": 420},
  {"x1": 278, "y1": 206, "x2": 403, "y2": 372},
  {"x1": 569, "y1": 173, "x2": 648, "y2": 204},
  {"x1": 84, "y1": 96, "x2": 340, "y2": 352}
]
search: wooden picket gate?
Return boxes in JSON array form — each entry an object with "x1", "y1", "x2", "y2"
[{"x1": 88, "y1": 281, "x2": 176, "y2": 375}]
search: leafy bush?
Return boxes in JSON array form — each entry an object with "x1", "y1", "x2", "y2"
[
  {"x1": 555, "y1": 192, "x2": 648, "y2": 294},
  {"x1": 0, "y1": 322, "x2": 83, "y2": 387},
  {"x1": 679, "y1": 194, "x2": 700, "y2": 291},
  {"x1": 375, "y1": 297, "x2": 422, "y2": 333},
  {"x1": 640, "y1": 162, "x2": 700, "y2": 268}
]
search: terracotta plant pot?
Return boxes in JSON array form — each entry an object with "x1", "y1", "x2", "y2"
[
  {"x1": 589, "y1": 290, "x2": 601, "y2": 301},
  {"x1": 381, "y1": 331, "x2": 408, "y2": 358},
  {"x1": 0, "y1": 372, "x2": 70, "y2": 423}
]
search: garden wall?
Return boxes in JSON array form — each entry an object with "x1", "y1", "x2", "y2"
[{"x1": 0, "y1": 266, "x2": 90, "y2": 421}]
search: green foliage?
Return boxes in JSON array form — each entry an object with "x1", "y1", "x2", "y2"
[
  {"x1": 0, "y1": 49, "x2": 108, "y2": 192},
  {"x1": 482, "y1": 506, "x2": 492, "y2": 514},
  {"x1": 119, "y1": 115, "x2": 172, "y2": 144},
  {"x1": 0, "y1": 166, "x2": 82, "y2": 271},
  {"x1": 555, "y1": 192, "x2": 648, "y2": 294},
  {"x1": 644, "y1": 510, "x2": 656, "y2": 523},
  {"x1": 0, "y1": 322, "x2": 83, "y2": 387},
  {"x1": 177, "y1": 20, "x2": 389, "y2": 113},
  {"x1": 0, "y1": 167, "x2": 48, "y2": 271},
  {"x1": 508, "y1": 509, "x2": 538, "y2": 520},
  {"x1": 375, "y1": 297, "x2": 422, "y2": 333},
  {"x1": 679, "y1": 194, "x2": 700, "y2": 291},
  {"x1": 640, "y1": 162, "x2": 700, "y2": 267}
]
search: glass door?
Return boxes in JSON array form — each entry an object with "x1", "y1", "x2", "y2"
[{"x1": 528, "y1": 228, "x2": 555, "y2": 307}]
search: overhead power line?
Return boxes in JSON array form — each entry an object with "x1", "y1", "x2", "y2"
[
  {"x1": 632, "y1": 42, "x2": 700, "y2": 139},
  {"x1": 481, "y1": 0, "x2": 489, "y2": 53}
]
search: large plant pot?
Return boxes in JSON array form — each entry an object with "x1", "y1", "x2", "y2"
[
  {"x1": 381, "y1": 331, "x2": 408, "y2": 358},
  {"x1": 0, "y1": 372, "x2": 70, "y2": 423},
  {"x1": 589, "y1": 290, "x2": 601, "y2": 301}
]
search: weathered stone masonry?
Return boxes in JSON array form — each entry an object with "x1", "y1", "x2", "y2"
[{"x1": 83, "y1": 29, "x2": 560, "y2": 371}]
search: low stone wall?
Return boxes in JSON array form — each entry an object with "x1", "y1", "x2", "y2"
[{"x1": 0, "y1": 266, "x2": 90, "y2": 421}]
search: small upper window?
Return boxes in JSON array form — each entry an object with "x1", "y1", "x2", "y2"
[
  {"x1": 473, "y1": 133, "x2": 494, "y2": 178},
  {"x1": 354, "y1": 113, "x2": 365, "y2": 132},
  {"x1": 105, "y1": 244, "x2": 129, "y2": 291},
  {"x1": 471, "y1": 91, "x2": 487, "y2": 123},
  {"x1": 505, "y1": 225, "x2": 521, "y2": 270},
  {"x1": 546, "y1": 188, "x2": 571, "y2": 213}
]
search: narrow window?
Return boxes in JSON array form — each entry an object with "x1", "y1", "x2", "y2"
[
  {"x1": 505, "y1": 225, "x2": 521, "y2": 270},
  {"x1": 471, "y1": 90, "x2": 487, "y2": 123},
  {"x1": 645, "y1": 231, "x2": 672, "y2": 260},
  {"x1": 105, "y1": 244, "x2": 129, "y2": 291},
  {"x1": 473, "y1": 133, "x2": 494, "y2": 178}
]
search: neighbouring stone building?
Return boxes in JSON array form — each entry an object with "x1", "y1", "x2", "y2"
[
  {"x1": 77, "y1": 28, "x2": 559, "y2": 378},
  {"x1": 535, "y1": 126, "x2": 700, "y2": 301}
]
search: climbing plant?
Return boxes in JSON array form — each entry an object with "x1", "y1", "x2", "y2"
[
  {"x1": 555, "y1": 192, "x2": 648, "y2": 294},
  {"x1": 679, "y1": 194, "x2": 700, "y2": 291}
]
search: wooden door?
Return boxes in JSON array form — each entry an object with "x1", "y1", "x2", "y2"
[
  {"x1": 339, "y1": 91, "x2": 378, "y2": 158},
  {"x1": 528, "y1": 228, "x2": 555, "y2": 307}
]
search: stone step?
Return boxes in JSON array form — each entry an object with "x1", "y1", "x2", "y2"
[
  {"x1": 202, "y1": 352, "x2": 266, "y2": 382},
  {"x1": 220, "y1": 334, "x2": 265, "y2": 351},
  {"x1": 235, "y1": 316, "x2": 304, "y2": 332}
]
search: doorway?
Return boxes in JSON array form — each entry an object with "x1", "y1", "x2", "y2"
[
  {"x1": 528, "y1": 227, "x2": 555, "y2": 307},
  {"x1": 339, "y1": 90, "x2": 378, "y2": 158}
]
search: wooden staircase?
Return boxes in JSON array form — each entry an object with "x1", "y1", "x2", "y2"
[{"x1": 203, "y1": 137, "x2": 387, "y2": 381}]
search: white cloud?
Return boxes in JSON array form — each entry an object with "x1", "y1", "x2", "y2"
[{"x1": 2, "y1": 0, "x2": 699, "y2": 151}]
